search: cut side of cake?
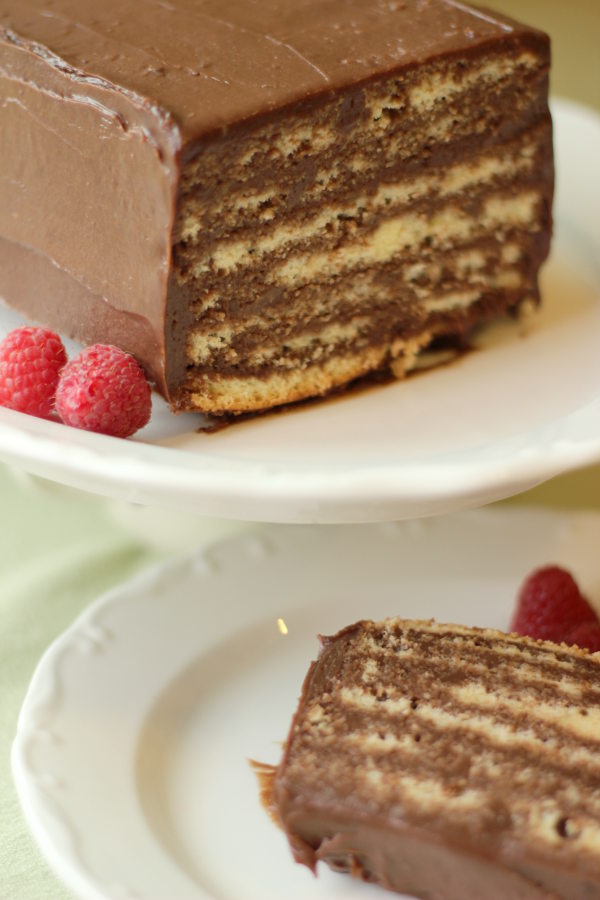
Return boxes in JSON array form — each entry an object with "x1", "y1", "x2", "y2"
[
  {"x1": 272, "y1": 619, "x2": 600, "y2": 899},
  {"x1": 0, "y1": 1, "x2": 553, "y2": 416}
]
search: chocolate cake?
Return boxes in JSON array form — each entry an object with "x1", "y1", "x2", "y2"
[
  {"x1": 0, "y1": 2, "x2": 553, "y2": 415},
  {"x1": 272, "y1": 619, "x2": 600, "y2": 899}
]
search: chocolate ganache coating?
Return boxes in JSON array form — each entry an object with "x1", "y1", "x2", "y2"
[{"x1": 0, "y1": 1, "x2": 551, "y2": 407}]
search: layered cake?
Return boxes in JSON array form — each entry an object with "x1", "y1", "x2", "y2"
[
  {"x1": 271, "y1": 619, "x2": 600, "y2": 899},
  {"x1": 0, "y1": 2, "x2": 553, "y2": 415}
]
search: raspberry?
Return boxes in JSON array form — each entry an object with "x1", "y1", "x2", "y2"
[
  {"x1": 55, "y1": 344, "x2": 151, "y2": 438},
  {"x1": 565, "y1": 622, "x2": 600, "y2": 653},
  {"x1": 510, "y1": 565, "x2": 598, "y2": 644},
  {"x1": 0, "y1": 326, "x2": 67, "y2": 418}
]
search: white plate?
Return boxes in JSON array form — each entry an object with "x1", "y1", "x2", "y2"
[
  {"x1": 1, "y1": 100, "x2": 599, "y2": 523},
  {"x1": 12, "y1": 507, "x2": 600, "y2": 900}
]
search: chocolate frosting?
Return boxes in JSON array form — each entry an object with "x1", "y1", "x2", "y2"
[
  {"x1": 0, "y1": 1, "x2": 536, "y2": 144},
  {"x1": 0, "y1": 1, "x2": 549, "y2": 400}
]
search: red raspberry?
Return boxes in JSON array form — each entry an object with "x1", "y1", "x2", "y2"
[
  {"x1": 0, "y1": 326, "x2": 67, "y2": 418},
  {"x1": 565, "y1": 622, "x2": 600, "y2": 653},
  {"x1": 510, "y1": 565, "x2": 598, "y2": 644},
  {"x1": 55, "y1": 344, "x2": 151, "y2": 438}
]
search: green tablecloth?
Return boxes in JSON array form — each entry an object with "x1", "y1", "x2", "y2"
[
  {"x1": 2, "y1": 1, "x2": 599, "y2": 897},
  {"x1": 1, "y1": 470, "x2": 158, "y2": 899}
]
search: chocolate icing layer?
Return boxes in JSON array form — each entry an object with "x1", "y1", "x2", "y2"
[
  {"x1": 0, "y1": 1, "x2": 540, "y2": 144},
  {"x1": 0, "y1": 1, "x2": 551, "y2": 408}
]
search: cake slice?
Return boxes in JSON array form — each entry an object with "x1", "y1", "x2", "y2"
[
  {"x1": 272, "y1": 619, "x2": 600, "y2": 899},
  {"x1": 0, "y1": 1, "x2": 553, "y2": 416}
]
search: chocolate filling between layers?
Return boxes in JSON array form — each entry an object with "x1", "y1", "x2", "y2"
[
  {"x1": 168, "y1": 35, "x2": 552, "y2": 413},
  {"x1": 270, "y1": 619, "x2": 600, "y2": 900},
  {"x1": 272, "y1": 621, "x2": 600, "y2": 900}
]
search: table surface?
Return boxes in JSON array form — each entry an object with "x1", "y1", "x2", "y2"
[{"x1": 2, "y1": 2, "x2": 599, "y2": 898}]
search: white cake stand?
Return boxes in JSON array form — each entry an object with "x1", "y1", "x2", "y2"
[{"x1": 0, "y1": 99, "x2": 599, "y2": 525}]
